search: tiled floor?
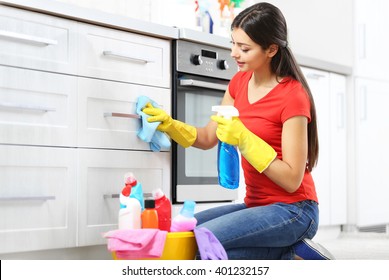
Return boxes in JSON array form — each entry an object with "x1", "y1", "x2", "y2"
[{"x1": 318, "y1": 232, "x2": 389, "y2": 260}]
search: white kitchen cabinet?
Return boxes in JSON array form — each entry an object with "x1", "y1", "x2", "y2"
[
  {"x1": 77, "y1": 22, "x2": 171, "y2": 88},
  {"x1": 77, "y1": 76, "x2": 170, "y2": 151},
  {"x1": 354, "y1": 0, "x2": 389, "y2": 80},
  {"x1": 77, "y1": 148, "x2": 171, "y2": 246},
  {"x1": 0, "y1": 145, "x2": 77, "y2": 253},
  {"x1": 355, "y1": 78, "x2": 389, "y2": 226},
  {"x1": 0, "y1": 4, "x2": 172, "y2": 255},
  {"x1": 0, "y1": 5, "x2": 77, "y2": 75},
  {"x1": 302, "y1": 67, "x2": 347, "y2": 226},
  {"x1": 329, "y1": 72, "x2": 347, "y2": 225},
  {"x1": 0, "y1": 66, "x2": 77, "y2": 147}
]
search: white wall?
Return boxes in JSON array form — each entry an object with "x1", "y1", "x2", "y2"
[{"x1": 260, "y1": 0, "x2": 354, "y2": 68}]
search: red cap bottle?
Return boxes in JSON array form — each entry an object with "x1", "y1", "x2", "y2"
[{"x1": 152, "y1": 188, "x2": 172, "y2": 231}]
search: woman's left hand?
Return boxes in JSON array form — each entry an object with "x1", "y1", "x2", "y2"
[{"x1": 211, "y1": 115, "x2": 247, "y2": 146}]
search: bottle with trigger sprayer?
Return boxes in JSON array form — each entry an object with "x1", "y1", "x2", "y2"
[{"x1": 212, "y1": 105, "x2": 240, "y2": 189}]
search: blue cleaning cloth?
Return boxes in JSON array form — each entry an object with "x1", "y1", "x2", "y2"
[{"x1": 136, "y1": 96, "x2": 171, "y2": 152}]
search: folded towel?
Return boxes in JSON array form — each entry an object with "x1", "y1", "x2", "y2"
[
  {"x1": 104, "y1": 229, "x2": 168, "y2": 259},
  {"x1": 194, "y1": 227, "x2": 228, "y2": 260},
  {"x1": 136, "y1": 96, "x2": 171, "y2": 152}
]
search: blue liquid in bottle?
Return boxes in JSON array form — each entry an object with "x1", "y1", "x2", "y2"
[{"x1": 217, "y1": 141, "x2": 240, "y2": 189}]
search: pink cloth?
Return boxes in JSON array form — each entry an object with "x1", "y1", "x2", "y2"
[{"x1": 103, "y1": 229, "x2": 168, "y2": 259}]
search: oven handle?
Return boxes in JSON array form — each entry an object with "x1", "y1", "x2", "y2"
[{"x1": 179, "y1": 79, "x2": 227, "y2": 91}]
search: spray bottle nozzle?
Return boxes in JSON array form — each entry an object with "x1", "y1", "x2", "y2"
[{"x1": 212, "y1": 105, "x2": 239, "y2": 120}]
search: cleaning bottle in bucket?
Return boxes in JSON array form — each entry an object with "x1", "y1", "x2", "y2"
[
  {"x1": 170, "y1": 200, "x2": 197, "y2": 232},
  {"x1": 141, "y1": 199, "x2": 159, "y2": 229},
  {"x1": 212, "y1": 105, "x2": 240, "y2": 189},
  {"x1": 152, "y1": 188, "x2": 172, "y2": 231},
  {"x1": 118, "y1": 184, "x2": 141, "y2": 230},
  {"x1": 124, "y1": 172, "x2": 144, "y2": 210}
]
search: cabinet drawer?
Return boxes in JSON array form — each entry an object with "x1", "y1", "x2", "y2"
[
  {"x1": 77, "y1": 148, "x2": 171, "y2": 246},
  {"x1": 0, "y1": 6, "x2": 77, "y2": 74},
  {"x1": 0, "y1": 66, "x2": 77, "y2": 147},
  {"x1": 77, "y1": 77, "x2": 171, "y2": 150},
  {"x1": 0, "y1": 146, "x2": 77, "y2": 254},
  {"x1": 77, "y1": 23, "x2": 170, "y2": 88}
]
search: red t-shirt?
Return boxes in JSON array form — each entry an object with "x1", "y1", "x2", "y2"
[{"x1": 229, "y1": 71, "x2": 318, "y2": 207}]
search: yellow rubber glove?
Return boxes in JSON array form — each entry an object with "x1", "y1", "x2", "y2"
[
  {"x1": 211, "y1": 115, "x2": 277, "y2": 173},
  {"x1": 142, "y1": 103, "x2": 197, "y2": 148}
]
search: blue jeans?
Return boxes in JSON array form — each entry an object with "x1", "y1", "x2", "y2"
[{"x1": 194, "y1": 200, "x2": 319, "y2": 260}]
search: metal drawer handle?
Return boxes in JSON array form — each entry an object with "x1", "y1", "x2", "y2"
[
  {"x1": 0, "y1": 102, "x2": 56, "y2": 113},
  {"x1": 359, "y1": 85, "x2": 367, "y2": 121},
  {"x1": 103, "y1": 194, "x2": 120, "y2": 199},
  {"x1": 103, "y1": 51, "x2": 154, "y2": 64},
  {"x1": 179, "y1": 79, "x2": 228, "y2": 91},
  {"x1": 337, "y1": 92, "x2": 345, "y2": 129},
  {"x1": 305, "y1": 73, "x2": 326, "y2": 80},
  {"x1": 0, "y1": 30, "x2": 58, "y2": 46},
  {"x1": 104, "y1": 112, "x2": 141, "y2": 119},
  {"x1": 0, "y1": 196, "x2": 56, "y2": 201}
]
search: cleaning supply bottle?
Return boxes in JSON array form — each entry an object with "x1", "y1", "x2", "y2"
[
  {"x1": 118, "y1": 186, "x2": 141, "y2": 230},
  {"x1": 152, "y1": 188, "x2": 172, "y2": 231},
  {"x1": 212, "y1": 105, "x2": 240, "y2": 189},
  {"x1": 141, "y1": 199, "x2": 159, "y2": 229},
  {"x1": 170, "y1": 200, "x2": 197, "y2": 232},
  {"x1": 124, "y1": 172, "x2": 144, "y2": 210},
  {"x1": 119, "y1": 183, "x2": 131, "y2": 209}
]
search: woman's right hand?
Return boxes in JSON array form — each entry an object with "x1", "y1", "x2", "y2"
[
  {"x1": 142, "y1": 102, "x2": 197, "y2": 148},
  {"x1": 142, "y1": 102, "x2": 173, "y2": 132}
]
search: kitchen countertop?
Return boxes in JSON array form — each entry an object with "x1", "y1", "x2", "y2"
[{"x1": 0, "y1": 0, "x2": 352, "y2": 74}]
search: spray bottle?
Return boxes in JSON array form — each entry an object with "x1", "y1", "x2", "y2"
[{"x1": 212, "y1": 105, "x2": 240, "y2": 189}]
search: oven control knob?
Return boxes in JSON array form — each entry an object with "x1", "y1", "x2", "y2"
[
  {"x1": 192, "y1": 55, "x2": 203, "y2": 66},
  {"x1": 218, "y1": 60, "x2": 230, "y2": 70}
]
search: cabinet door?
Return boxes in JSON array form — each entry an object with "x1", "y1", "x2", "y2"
[
  {"x1": 329, "y1": 73, "x2": 347, "y2": 225},
  {"x1": 77, "y1": 22, "x2": 171, "y2": 88},
  {"x1": 0, "y1": 5, "x2": 77, "y2": 74},
  {"x1": 355, "y1": 0, "x2": 389, "y2": 79},
  {"x1": 0, "y1": 66, "x2": 77, "y2": 147},
  {"x1": 0, "y1": 146, "x2": 77, "y2": 254},
  {"x1": 355, "y1": 78, "x2": 389, "y2": 226},
  {"x1": 77, "y1": 149, "x2": 171, "y2": 246},
  {"x1": 77, "y1": 77, "x2": 171, "y2": 150},
  {"x1": 302, "y1": 67, "x2": 331, "y2": 226},
  {"x1": 302, "y1": 68, "x2": 348, "y2": 226}
]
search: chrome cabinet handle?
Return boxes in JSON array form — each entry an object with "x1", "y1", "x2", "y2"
[
  {"x1": 103, "y1": 194, "x2": 120, "y2": 199},
  {"x1": 179, "y1": 79, "x2": 227, "y2": 91},
  {"x1": 337, "y1": 92, "x2": 345, "y2": 129},
  {"x1": 359, "y1": 85, "x2": 367, "y2": 121},
  {"x1": 103, "y1": 51, "x2": 153, "y2": 64},
  {"x1": 0, "y1": 196, "x2": 56, "y2": 201},
  {"x1": 0, "y1": 102, "x2": 56, "y2": 113},
  {"x1": 305, "y1": 73, "x2": 326, "y2": 80},
  {"x1": 358, "y1": 24, "x2": 366, "y2": 59},
  {"x1": 0, "y1": 30, "x2": 58, "y2": 46},
  {"x1": 104, "y1": 112, "x2": 140, "y2": 119}
]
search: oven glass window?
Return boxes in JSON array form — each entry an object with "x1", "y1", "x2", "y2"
[{"x1": 185, "y1": 91, "x2": 222, "y2": 177}]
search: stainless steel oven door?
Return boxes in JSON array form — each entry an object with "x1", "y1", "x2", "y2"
[{"x1": 173, "y1": 74, "x2": 238, "y2": 203}]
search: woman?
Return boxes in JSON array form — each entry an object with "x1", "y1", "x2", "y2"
[{"x1": 143, "y1": 2, "x2": 334, "y2": 260}]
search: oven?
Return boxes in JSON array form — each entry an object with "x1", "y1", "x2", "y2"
[{"x1": 172, "y1": 39, "x2": 238, "y2": 203}]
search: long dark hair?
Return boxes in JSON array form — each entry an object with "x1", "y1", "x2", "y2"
[{"x1": 231, "y1": 2, "x2": 319, "y2": 171}]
